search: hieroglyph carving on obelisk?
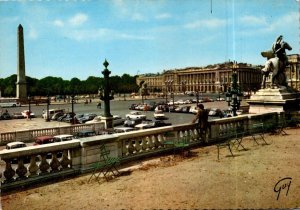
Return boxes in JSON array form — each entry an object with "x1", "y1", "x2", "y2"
[{"x1": 16, "y1": 24, "x2": 27, "y2": 99}]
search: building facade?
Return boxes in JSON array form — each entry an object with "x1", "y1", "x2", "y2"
[{"x1": 136, "y1": 62, "x2": 263, "y2": 95}]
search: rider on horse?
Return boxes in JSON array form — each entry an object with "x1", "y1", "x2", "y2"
[{"x1": 261, "y1": 35, "x2": 292, "y2": 88}]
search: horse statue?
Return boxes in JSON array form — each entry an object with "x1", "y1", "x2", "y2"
[
  {"x1": 260, "y1": 36, "x2": 292, "y2": 89},
  {"x1": 261, "y1": 57, "x2": 287, "y2": 89}
]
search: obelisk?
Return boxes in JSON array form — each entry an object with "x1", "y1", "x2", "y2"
[{"x1": 16, "y1": 24, "x2": 27, "y2": 100}]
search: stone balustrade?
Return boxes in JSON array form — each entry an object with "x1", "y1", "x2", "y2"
[
  {"x1": 0, "y1": 122, "x2": 105, "y2": 145},
  {"x1": 0, "y1": 111, "x2": 295, "y2": 192}
]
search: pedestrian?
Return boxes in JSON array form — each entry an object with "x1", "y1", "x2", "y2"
[
  {"x1": 192, "y1": 104, "x2": 208, "y2": 142},
  {"x1": 26, "y1": 110, "x2": 29, "y2": 120},
  {"x1": 97, "y1": 102, "x2": 101, "y2": 109}
]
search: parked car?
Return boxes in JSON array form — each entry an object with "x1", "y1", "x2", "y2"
[
  {"x1": 135, "y1": 120, "x2": 172, "y2": 130},
  {"x1": 124, "y1": 118, "x2": 143, "y2": 127},
  {"x1": 42, "y1": 109, "x2": 65, "y2": 119},
  {"x1": 129, "y1": 104, "x2": 138, "y2": 110},
  {"x1": 5, "y1": 141, "x2": 29, "y2": 163},
  {"x1": 125, "y1": 111, "x2": 146, "y2": 120},
  {"x1": 6, "y1": 141, "x2": 27, "y2": 150},
  {"x1": 175, "y1": 106, "x2": 191, "y2": 113},
  {"x1": 12, "y1": 112, "x2": 25, "y2": 119},
  {"x1": 21, "y1": 110, "x2": 35, "y2": 118},
  {"x1": 77, "y1": 113, "x2": 97, "y2": 124},
  {"x1": 114, "y1": 127, "x2": 136, "y2": 133},
  {"x1": 208, "y1": 108, "x2": 224, "y2": 118},
  {"x1": 34, "y1": 136, "x2": 55, "y2": 145},
  {"x1": 51, "y1": 112, "x2": 65, "y2": 120},
  {"x1": 216, "y1": 97, "x2": 225, "y2": 101},
  {"x1": 189, "y1": 105, "x2": 198, "y2": 114},
  {"x1": 85, "y1": 115, "x2": 125, "y2": 126},
  {"x1": 34, "y1": 135, "x2": 64, "y2": 159},
  {"x1": 75, "y1": 130, "x2": 96, "y2": 138},
  {"x1": 53, "y1": 134, "x2": 75, "y2": 142},
  {"x1": 0, "y1": 112, "x2": 12, "y2": 120}
]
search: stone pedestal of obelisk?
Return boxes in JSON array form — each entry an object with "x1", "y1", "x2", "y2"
[{"x1": 16, "y1": 24, "x2": 27, "y2": 100}]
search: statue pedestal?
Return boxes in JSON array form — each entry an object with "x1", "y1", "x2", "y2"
[{"x1": 247, "y1": 87, "x2": 300, "y2": 114}]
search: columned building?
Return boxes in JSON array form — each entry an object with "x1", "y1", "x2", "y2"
[{"x1": 136, "y1": 62, "x2": 263, "y2": 95}]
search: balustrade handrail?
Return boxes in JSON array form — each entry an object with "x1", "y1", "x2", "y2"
[
  {"x1": 0, "y1": 140, "x2": 80, "y2": 159},
  {"x1": 0, "y1": 111, "x2": 294, "y2": 192}
]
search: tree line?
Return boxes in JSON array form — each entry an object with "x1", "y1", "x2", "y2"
[{"x1": 0, "y1": 74, "x2": 139, "y2": 97}]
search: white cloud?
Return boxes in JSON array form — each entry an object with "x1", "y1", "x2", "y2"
[
  {"x1": 184, "y1": 18, "x2": 227, "y2": 29},
  {"x1": 68, "y1": 13, "x2": 88, "y2": 26},
  {"x1": 28, "y1": 26, "x2": 38, "y2": 39},
  {"x1": 248, "y1": 12, "x2": 297, "y2": 35},
  {"x1": 155, "y1": 13, "x2": 172, "y2": 20},
  {"x1": 64, "y1": 28, "x2": 153, "y2": 41},
  {"x1": 53, "y1": 19, "x2": 64, "y2": 27},
  {"x1": 239, "y1": 15, "x2": 267, "y2": 26}
]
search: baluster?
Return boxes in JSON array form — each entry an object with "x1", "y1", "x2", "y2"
[
  {"x1": 148, "y1": 136, "x2": 154, "y2": 150},
  {"x1": 16, "y1": 158, "x2": 27, "y2": 179},
  {"x1": 28, "y1": 155, "x2": 39, "y2": 176},
  {"x1": 127, "y1": 139, "x2": 135, "y2": 155},
  {"x1": 50, "y1": 152, "x2": 61, "y2": 172},
  {"x1": 60, "y1": 150, "x2": 71, "y2": 169},
  {"x1": 39, "y1": 154, "x2": 50, "y2": 174},
  {"x1": 3, "y1": 159, "x2": 16, "y2": 182},
  {"x1": 153, "y1": 135, "x2": 160, "y2": 148},
  {"x1": 141, "y1": 137, "x2": 147, "y2": 151},
  {"x1": 135, "y1": 138, "x2": 142, "y2": 152}
]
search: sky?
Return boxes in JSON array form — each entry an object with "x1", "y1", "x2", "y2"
[{"x1": 0, "y1": 0, "x2": 299, "y2": 80}]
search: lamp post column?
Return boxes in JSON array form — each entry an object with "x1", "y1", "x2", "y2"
[
  {"x1": 99, "y1": 59, "x2": 114, "y2": 129},
  {"x1": 46, "y1": 95, "x2": 50, "y2": 122},
  {"x1": 28, "y1": 95, "x2": 31, "y2": 120}
]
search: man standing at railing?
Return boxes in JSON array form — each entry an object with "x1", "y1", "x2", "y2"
[{"x1": 192, "y1": 104, "x2": 209, "y2": 142}]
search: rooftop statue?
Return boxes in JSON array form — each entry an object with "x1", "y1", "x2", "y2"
[{"x1": 261, "y1": 35, "x2": 292, "y2": 89}]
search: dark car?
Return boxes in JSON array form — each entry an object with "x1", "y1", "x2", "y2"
[
  {"x1": 75, "y1": 130, "x2": 96, "y2": 138},
  {"x1": 77, "y1": 113, "x2": 97, "y2": 124},
  {"x1": 129, "y1": 104, "x2": 137, "y2": 110},
  {"x1": 0, "y1": 112, "x2": 12, "y2": 120},
  {"x1": 51, "y1": 112, "x2": 65, "y2": 120},
  {"x1": 175, "y1": 106, "x2": 191, "y2": 113},
  {"x1": 123, "y1": 118, "x2": 143, "y2": 127}
]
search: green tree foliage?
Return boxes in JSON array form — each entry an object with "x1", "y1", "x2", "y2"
[{"x1": 0, "y1": 74, "x2": 139, "y2": 97}]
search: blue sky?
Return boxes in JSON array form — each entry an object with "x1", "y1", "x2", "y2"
[{"x1": 0, "y1": 0, "x2": 299, "y2": 80}]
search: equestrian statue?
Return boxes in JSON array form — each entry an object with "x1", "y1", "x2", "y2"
[{"x1": 261, "y1": 35, "x2": 292, "y2": 89}]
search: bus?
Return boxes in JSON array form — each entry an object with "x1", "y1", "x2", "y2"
[{"x1": 0, "y1": 98, "x2": 21, "y2": 108}]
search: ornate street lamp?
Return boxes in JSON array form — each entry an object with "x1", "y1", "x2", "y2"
[
  {"x1": 27, "y1": 95, "x2": 31, "y2": 120},
  {"x1": 225, "y1": 61, "x2": 243, "y2": 116},
  {"x1": 71, "y1": 94, "x2": 75, "y2": 124},
  {"x1": 99, "y1": 59, "x2": 114, "y2": 129},
  {"x1": 46, "y1": 95, "x2": 50, "y2": 122}
]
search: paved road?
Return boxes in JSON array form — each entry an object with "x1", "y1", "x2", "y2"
[{"x1": 1, "y1": 94, "x2": 233, "y2": 126}]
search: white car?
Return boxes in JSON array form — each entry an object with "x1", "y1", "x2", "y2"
[
  {"x1": 85, "y1": 115, "x2": 125, "y2": 126},
  {"x1": 114, "y1": 127, "x2": 136, "y2": 133},
  {"x1": 125, "y1": 111, "x2": 146, "y2": 120},
  {"x1": 189, "y1": 105, "x2": 198, "y2": 114},
  {"x1": 53, "y1": 134, "x2": 75, "y2": 142},
  {"x1": 21, "y1": 110, "x2": 35, "y2": 118},
  {"x1": 6, "y1": 141, "x2": 27, "y2": 150}
]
